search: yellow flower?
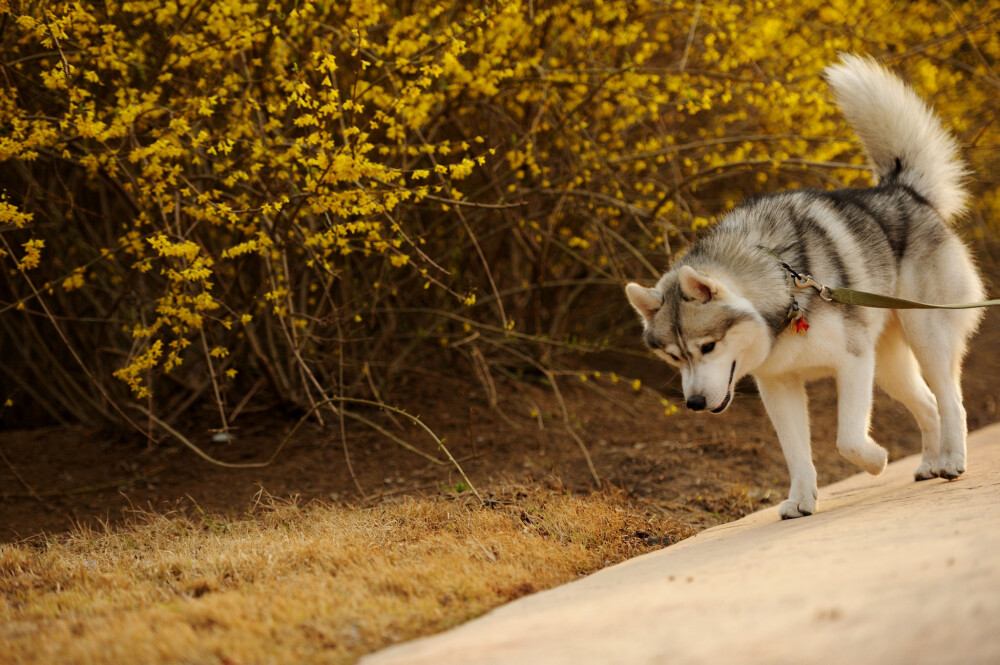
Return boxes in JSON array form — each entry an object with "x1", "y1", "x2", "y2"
[
  {"x1": 16, "y1": 239, "x2": 44, "y2": 271},
  {"x1": 0, "y1": 200, "x2": 33, "y2": 228}
]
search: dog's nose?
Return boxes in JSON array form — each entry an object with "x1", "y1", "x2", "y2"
[{"x1": 686, "y1": 395, "x2": 707, "y2": 411}]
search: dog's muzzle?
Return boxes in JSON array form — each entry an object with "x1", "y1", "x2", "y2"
[
  {"x1": 710, "y1": 361, "x2": 738, "y2": 413},
  {"x1": 687, "y1": 361, "x2": 737, "y2": 414}
]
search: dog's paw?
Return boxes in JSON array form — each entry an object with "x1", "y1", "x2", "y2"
[
  {"x1": 938, "y1": 453, "x2": 966, "y2": 480},
  {"x1": 838, "y1": 438, "x2": 888, "y2": 476},
  {"x1": 913, "y1": 460, "x2": 940, "y2": 481},
  {"x1": 779, "y1": 496, "x2": 816, "y2": 520},
  {"x1": 862, "y1": 447, "x2": 888, "y2": 476}
]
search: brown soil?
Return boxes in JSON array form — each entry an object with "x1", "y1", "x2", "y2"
[{"x1": 3, "y1": 257, "x2": 1000, "y2": 542}]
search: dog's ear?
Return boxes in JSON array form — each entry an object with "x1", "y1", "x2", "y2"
[
  {"x1": 625, "y1": 283, "x2": 662, "y2": 324},
  {"x1": 678, "y1": 265, "x2": 718, "y2": 303}
]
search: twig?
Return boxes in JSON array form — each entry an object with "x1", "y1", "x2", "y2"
[
  {"x1": 198, "y1": 327, "x2": 230, "y2": 436},
  {"x1": 478, "y1": 337, "x2": 601, "y2": 488},
  {"x1": 577, "y1": 378, "x2": 640, "y2": 417},
  {"x1": 332, "y1": 304, "x2": 365, "y2": 498},
  {"x1": 128, "y1": 397, "x2": 475, "y2": 501},
  {"x1": 341, "y1": 409, "x2": 445, "y2": 466},
  {"x1": 412, "y1": 126, "x2": 509, "y2": 331},
  {"x1": 382, "y1": 307, "x2": 605, "y2": 353},
  {"x1": 362, "y1": 361, "x2": 402, "y2": 429},
  {"x1": 648, "y1": 157, "x2": 869, "y2": 222},
  {"x1": 130, "y1": 404, "x2": 276, "y2": 469},
  {"x1": 678, "y1": 1, "x2": 702, "y2": 73},
  {"x1": 228, "y1": 378, "x2": 264, "y2": 423},
  {"x1": 3, "y1": 462, "x2": 165, "y2": 499},
  {"x1": 0, "y1": 235, "x2": 136, "y2": 428},
  {"x1": 0, "y1": 449, "x2": 45, "y2": 503}
]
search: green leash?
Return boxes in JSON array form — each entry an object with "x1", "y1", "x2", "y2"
[
  {"x1": 761, "y1": 246, "x2": 1000, "y2": 310},
  {"x1": 822, "y1": 286, "x2": 1000, "y2": 310}
]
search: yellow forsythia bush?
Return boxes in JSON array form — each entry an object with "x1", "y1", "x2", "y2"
[{"x1": 1, "y1": 0, "x2": 997, "y2": 428}]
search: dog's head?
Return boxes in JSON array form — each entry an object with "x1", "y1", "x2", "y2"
[{"x1": 626, "y1": 265, "x2": 771, "y2": 413}]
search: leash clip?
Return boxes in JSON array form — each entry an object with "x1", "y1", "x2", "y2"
[{"x1": 793, "y1": 274, "x2": 834, "y2": 302}]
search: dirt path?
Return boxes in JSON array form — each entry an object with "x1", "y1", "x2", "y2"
[{"x1": 362, "y1": 423, "x2": 1000, "y2": 665}]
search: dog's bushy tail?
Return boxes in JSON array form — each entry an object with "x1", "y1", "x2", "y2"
[{"x1": 824, "y1": 54, "x2": 968, "y2": 223}]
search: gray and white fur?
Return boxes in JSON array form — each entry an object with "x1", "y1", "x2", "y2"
[{"x1": 625, "y1": 54, "x2": 984, "y2": 519}]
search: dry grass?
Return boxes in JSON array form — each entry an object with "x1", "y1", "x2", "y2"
[{"x1": 0, "y1": 487, "x2": 693, "y2": 665}]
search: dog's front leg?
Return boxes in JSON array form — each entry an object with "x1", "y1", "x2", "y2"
[{"x1": 756, "y1": 375, "x2": 817, "y2": 519}]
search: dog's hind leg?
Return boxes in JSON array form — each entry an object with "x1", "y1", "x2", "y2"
[
  {"x1": 875, "y1": 317, "x2": 941, "y2": 480},
  {"x1": 756, "y1": 375, "x2": 817, "y2": 519},
  {"x1": 901, "y1": 309, "x2": 977, "y2": 480},
  {"x1": 834, "y1": 350, "x2": 889, "y2": 476}
]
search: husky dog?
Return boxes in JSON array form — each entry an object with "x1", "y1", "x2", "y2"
[{"x1": 625, "y1": 55, "x2": 984, "y2": 518}]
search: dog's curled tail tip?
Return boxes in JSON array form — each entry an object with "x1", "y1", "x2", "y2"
[{"x1": 824, "y1": 53, "x2": 968, "y2": 223}]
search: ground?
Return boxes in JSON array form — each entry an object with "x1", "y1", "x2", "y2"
[{"x1": 2, "y1": 250, "x2": 999, "y2": 542}]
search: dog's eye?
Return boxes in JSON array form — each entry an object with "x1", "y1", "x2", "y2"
[
  {"x1": 666, "y1": 352, "x2": 680, "y2": 363},
  {"x1": 700, "y1": 342, "x2": 716, "y2": 355}
]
